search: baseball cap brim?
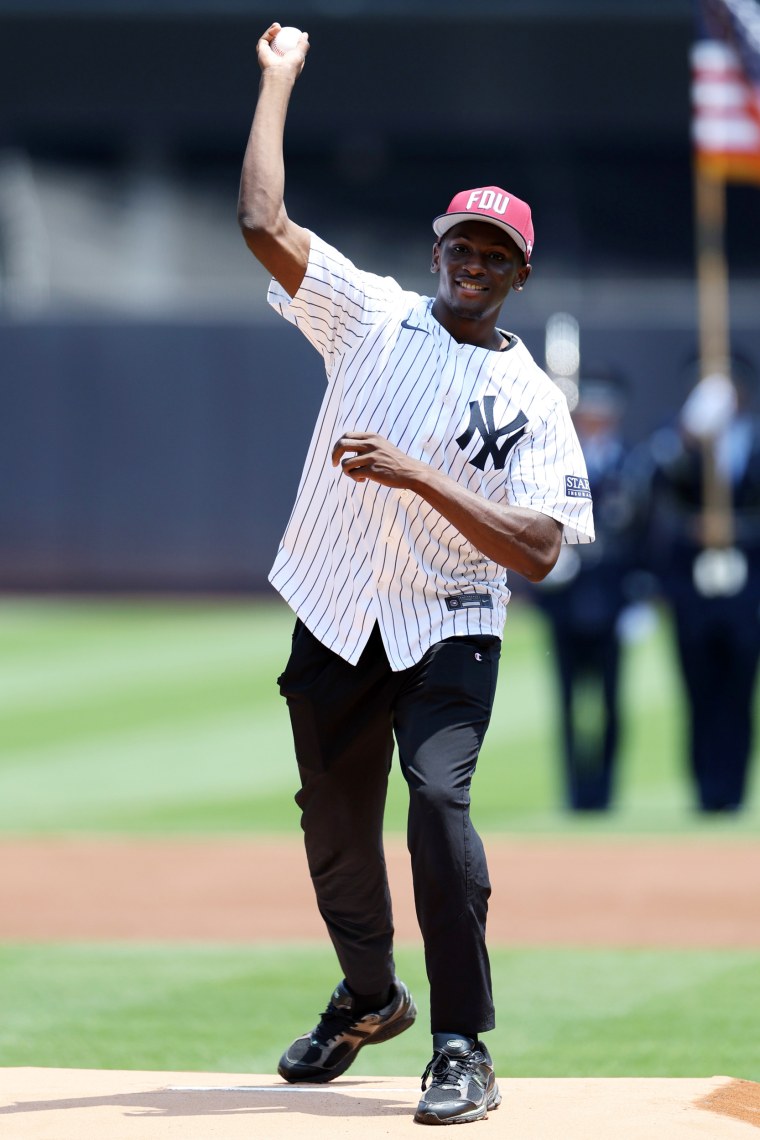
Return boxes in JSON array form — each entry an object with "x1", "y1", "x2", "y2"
[{"x1": 432, "y1": 212, "x2": 531, "y2": 261}]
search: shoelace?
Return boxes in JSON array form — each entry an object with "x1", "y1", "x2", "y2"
[
  {"x1": 421, "y1": 1050, "x2": 473, "y2": 1092},
  {"x1": 313, "y1": 1001, "x2": 359, "y2": 1044}
]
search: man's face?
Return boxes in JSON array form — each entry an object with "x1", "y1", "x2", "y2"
[{"x1": 431, "y1": 221, "x2": 531, "y2": 325}]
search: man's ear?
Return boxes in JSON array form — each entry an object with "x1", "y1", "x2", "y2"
[
  {"x1": 430, "y1": 242, "x2": 441, "y2": 274},
  {"x1": 513, "y1": 263, "x2": 532, "y2": 291}
]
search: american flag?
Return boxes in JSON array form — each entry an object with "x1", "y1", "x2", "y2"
[{"x1": 691, "y1": 0, "x2": 760, "y2": 183}]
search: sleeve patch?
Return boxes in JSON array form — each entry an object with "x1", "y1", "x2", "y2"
[{"x1": 565, "y1": 475, "x2": 592, "y2": 499}]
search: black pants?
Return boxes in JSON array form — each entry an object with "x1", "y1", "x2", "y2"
[
  {"x1": 551, "y1": 626, "x2": 621, "y2": 811},
  {"x1": 277, "y1": 620, "x2": 501, "y2": 1035},
  {"x1": 672, "y1": 595, "x2": 760, "y2": 811}
]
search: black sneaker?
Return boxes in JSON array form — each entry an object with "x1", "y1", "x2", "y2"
[
  {"x1": 277, "y1": 978, "x2": 417, "y2": 1083},
  {"x1": 415, "y1": 1034, "x2": 501, "y2": 1125}
]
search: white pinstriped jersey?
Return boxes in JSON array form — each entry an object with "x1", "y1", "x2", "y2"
[{"x1": 268, "y1": 233, "x2": 595, "y2": 670}]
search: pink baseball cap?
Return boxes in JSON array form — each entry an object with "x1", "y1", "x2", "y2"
[{"x1": 433, "y1": 186, "x2": 534, "y2": 262}]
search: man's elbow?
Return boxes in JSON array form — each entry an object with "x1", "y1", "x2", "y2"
[
  {"x1": 522, "y1": 551, "x2": 558, "y2": 583},
  {"x1": 237, "y1": 188, "x2": 283, "y2": 246},
  {"x1": 520, "y1": 524, "x2": 563, "y2": 582},
  {"x1": 238, "y1": 211, "x2": 272, "y2": 255}
]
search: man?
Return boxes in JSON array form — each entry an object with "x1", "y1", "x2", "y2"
[
  {"x1": 643, "y1": 357, "x2": 760, "y2": 812},
  {"x1": 238, "y1": 23, "x2": 594, "y2": 1126},
  {"x1": 531, "y1": 371, "x2": 642, "y2": 811}
]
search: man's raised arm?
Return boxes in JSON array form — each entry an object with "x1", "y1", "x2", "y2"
[{"x1": 237, "y1": 22, "x2": 312, "y2": 298}]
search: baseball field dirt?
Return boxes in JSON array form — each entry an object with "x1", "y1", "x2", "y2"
[
  {"x1": 2, "y1": 836, "x2": 759, "y2": 1138},
  {"x1": 1, "y1": 1069, "x2": 759, "y2": 1138},
  {"x1": 2, "y1": 835, "x2": 759, "y2": 945}
]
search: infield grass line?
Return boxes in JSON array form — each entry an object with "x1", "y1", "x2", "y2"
[{"x1": 0, "y1": 943, "x2": 757, "y2": 1080}]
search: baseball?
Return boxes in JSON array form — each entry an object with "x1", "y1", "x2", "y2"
[{"x1": 272, "y1": 26, "x2": 303, "y2": 56}]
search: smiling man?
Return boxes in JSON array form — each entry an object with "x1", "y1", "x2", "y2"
[{"x1": 238, "y1": 22, "x2": 594, "y2": 1127}]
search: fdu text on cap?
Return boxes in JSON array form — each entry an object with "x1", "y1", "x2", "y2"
[{"x1": 433, "y1": 186, "x2": 534, "y2": 262}]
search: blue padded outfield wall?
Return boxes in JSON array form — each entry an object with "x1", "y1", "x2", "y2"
[{"x1": 3, "y1": 319, "x2": 759, "y2": 593}]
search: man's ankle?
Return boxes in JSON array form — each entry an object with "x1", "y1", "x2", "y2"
[
  {"x1": 346, "y1": 983, "x2": 394, "y2": 1016},
  {"x1": 432, "y1": 1032, "x2": 477, "y2": 1051}
]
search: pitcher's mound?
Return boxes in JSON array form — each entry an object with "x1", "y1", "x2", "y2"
[{"x1": 1, "y1": 1069, "x2": 758, "y2": 1138}]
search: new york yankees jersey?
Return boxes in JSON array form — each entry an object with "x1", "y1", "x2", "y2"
[{"x1": 268, "y1": 232, "x2": 595, "y2": 670}]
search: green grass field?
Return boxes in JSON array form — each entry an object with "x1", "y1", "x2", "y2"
[
  {"x1": 1, "y1": 595, "x2": 757, "y2": 834},
  {"x1": 1, "y1": 944, "x2": 758, "y2": 1080},
  {"x1": 1, "y1": 596, "x2": 758, "y2": 1079}
]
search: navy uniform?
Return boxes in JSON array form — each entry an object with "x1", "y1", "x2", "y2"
[
  {"x1": 532, "y1": 374, "x2": 641, "y2": 811},
  {"x1": 644, "y1": 361, "x2": 760, "y2": 812}
]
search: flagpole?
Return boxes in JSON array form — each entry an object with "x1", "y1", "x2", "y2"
[{"x1": 693, "y1": 163, "x2": 734, "y2": 549}]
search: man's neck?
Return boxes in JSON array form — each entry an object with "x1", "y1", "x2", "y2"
[{"x1": 430, "y1": 301, "x2": 506, "y2": 351}]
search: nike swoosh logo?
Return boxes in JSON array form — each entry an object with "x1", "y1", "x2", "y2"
[{"x1": 400, "y1": 318, "x2": 429, "y2": 334}]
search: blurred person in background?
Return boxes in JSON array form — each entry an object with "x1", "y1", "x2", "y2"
[
  {"x1": 531, "y1": 370, "x2": 645, "y2": 811},
  {"x1": 642, "y1": 353, "x2": 760, "y2": 813}
]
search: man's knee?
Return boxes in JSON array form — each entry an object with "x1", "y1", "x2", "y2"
[{"x1": 408, "y1": 773, "x2": 469, "y2": 822}]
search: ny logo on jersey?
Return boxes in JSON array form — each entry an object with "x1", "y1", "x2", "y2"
[{"x1": 456, "y1": 397, "x2": 528, "y2": 471}]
